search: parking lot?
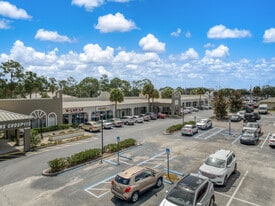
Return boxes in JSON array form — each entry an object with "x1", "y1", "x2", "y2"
[{"x1": 0, "y1": 111, "x2": 274, "y2": 206}]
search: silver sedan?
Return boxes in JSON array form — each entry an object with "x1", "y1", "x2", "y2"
[{"x1": 181, "y1": 124, "x2": 199, "y2": 136}]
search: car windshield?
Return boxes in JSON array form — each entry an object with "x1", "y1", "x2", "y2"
[
  {"x1": 184, "y1": 125, "x2": 192, "y2": 129},
  {"x1": 166, "y1": 187, "x2": 194, "y2": 206},
  {"x1": 243, "y1": 130, "x2": 255, "y2": 137},
  {"x1": 205, "y1": 157, "x2": 226, "y2": 168},
  {"x1": 199, "y1": 119, "x2": 207, "y2": 123},
  {"x1": 246, "y1": 123, "x2": 257, "y2": 128},
  {"x1": 115, "y1": 175, "x2": 130, "y2": 185}
]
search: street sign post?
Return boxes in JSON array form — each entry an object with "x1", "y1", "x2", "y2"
[
  {"x1": 117, "y1": 136, "x2": 120, "y2": 165},
  {"x1": 166, "y1": 148, "x2": 170, "y2": 178}
]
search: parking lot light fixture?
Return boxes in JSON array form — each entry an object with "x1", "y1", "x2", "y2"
[{"x1": 100, "y1": 114, "x2": 104, "y2": 164}]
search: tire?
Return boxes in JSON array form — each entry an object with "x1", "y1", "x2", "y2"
[
  {"x1": 209, "y1": 196, "x2": 215, "y2": 206},
  {"x1": 233, "y1": 163, "x2": 237, "y2": 174},
  {"x1": 223, "y1": 176, "x2": 228, "y2": 187},
  {"x1": 155, "y1": 177, "x2": 163, "y2": 188},
  {"x1": 131, "y1": 191, "x2": 139, "y2": 203}
]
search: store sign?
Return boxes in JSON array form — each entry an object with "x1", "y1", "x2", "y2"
[
  {"x1": 0, "y1": 121, "x2": 31, "y2": 129},
  {"x1": 65, "y1": 108, "x2": 84, "y2": 113},
  {"x1": 96, "y1": 106, "x2": 110, "y2": 111}
]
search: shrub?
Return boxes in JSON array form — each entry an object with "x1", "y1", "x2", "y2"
[
  {"x1": 166, "y1": 121, "x2": 196, "y2": 133},
  {"x1": 48, "y1": 158, "x2": 68, "y2": 172}
]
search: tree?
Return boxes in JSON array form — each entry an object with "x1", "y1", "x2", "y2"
[
  {"x1": 109, "y1": 88, "x2": 124, "y2": 117},
  {"x1": 131, "y1": 79, "x2": 151, "y2": 96},
  {"x1": 99, "y1": 74, "x2": 110, "y2": 92},
  {"x1": 48, "y1": 77, "x2": 58, "y2": 95},
  {"x1": 176, "y1": 87, "x2": 185, "y2": 95},
  {"x1": 77, "y1": 77, "x2": 99, "y2": 97},
  {"x1": 142, "y1": 82, "x2": 155, "y2": 112},
  {"x1": 151, "y1": 89, "x2": 160, "y2": 103},
  {"x1": 228, "y1": 90, "x2": 243, "y2": 112},
  {"x1": 23, "y1": 71, "x2": 40, "y2": 98},
  {"x1": 160, "y1": 87, "x2": 174, "y2": 98},
  {"x1": 0, "y1": 60, "x2": 24, "y2": 98},
  {"x1": 252, "y1": 86, "x2": 261, "y2": 97},
  {"x1": 192, "y1": 87, "x2": 206, "y2": 108},
  {"x1": 213, "y1": 90, "x2": 228, "y2": 120}
]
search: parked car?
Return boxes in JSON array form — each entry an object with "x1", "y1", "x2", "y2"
[
  {"x1": 199, "y1": 149, "x2": 237, "y2": 186},
  {"x1": 240, "y1": 129, "x2": 259, "y2": 145},
  {"x1": 146, "y1": 112, "x2": 157, "y2": 120},
  {"x1": 109, "y1": 118, "x2": 124, "y2": 127},
  {"x1": 196, "y1": 118, "x2": 212, "y2": 130},
  {"x1": 101, "y1": 120, "x2": 113, "y2": 129},
  {"x1": 237, "y1": 110, "x2": 246, "y2": 119},
  {"x1": 243, "y1": 112, "x2": 261, "y2": 122},
  {"x1": 268, "y1": 133, "x2": 275, "y2": 148},
  {"x1": 157, "y1": 113, "x2": 166, "y2": 119},
  {"x1": 139, "y1": 114, "x2": 150, "y2": 121},
  {"x1": 121, "y1": 116, "x2": 135, "y2": 125},
  {"x1": 242, "y1": 122, "x2": 261, "y2": 136},
  {"x1": 159, "y1": 173, "x2": 215, "y2": 206},
  {"x1": 230, "y1": 114, "x2": 242, "y2": 122},
  {"x1": 133, "y1": 115, "x2": 144, "y2": 123},
  {"x1": 81, "y1": 121, "x2": 101, "y2": 132},
  {"x1": 181, "y1": 124, "x2": 199, "y2": 136},
  {"x1": 111, "y1": 166, "x2": 163, "y2": 203}
]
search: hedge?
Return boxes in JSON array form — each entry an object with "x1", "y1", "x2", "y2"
[
  {"x1": 166, "y1": 121, "x2": 196, "y2": 133},
  {"x1": 47, "y1": 138, "x2": 136, "y2": 173}
]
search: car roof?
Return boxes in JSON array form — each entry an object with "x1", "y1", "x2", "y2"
[
  {"x1": 118, "y1": 166, "x2": 145, "y2": 178},
  {"x1": 209, "y1": 149, "x2": 232, "y2": 159},
  {"x1": 176, "y1": 173, "x2": 206, "y2": 191}
]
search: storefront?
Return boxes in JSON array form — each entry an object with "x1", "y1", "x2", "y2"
[{"x1": 0, "y1": 109, "x2": 33, "y2": 154}]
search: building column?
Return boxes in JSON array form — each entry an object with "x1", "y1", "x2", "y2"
[{"x1": 24, "y1": 128, "x2": 31, "y2": 152}]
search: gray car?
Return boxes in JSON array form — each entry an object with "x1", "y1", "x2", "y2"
[
  {"x1": 159, "y1": 173, "x2": 215, "y2": 206},
  {"x1": 240, "y1": 129, "x2": 259, "y2": 145}
]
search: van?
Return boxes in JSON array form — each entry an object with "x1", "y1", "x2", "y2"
[{"x1": 258, "y1": 104, "x2": 268, "y2": 114}]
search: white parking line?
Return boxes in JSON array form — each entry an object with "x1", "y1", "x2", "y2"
[
  {"x1": 232, "y1": 134, "x2": 242, "y2": 144},
  {"x1": 226, "y1": 170, "x2": 248, "y2": 206},
  {"x1": 205, "y1": 128, "x2": 225, "y2": 139},
  {"x1": 260, "y1": 133, "x2": 271, "y2": 149}
]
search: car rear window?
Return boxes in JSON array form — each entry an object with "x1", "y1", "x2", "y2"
[{"x1": 115, "y1": 175, "x2": 130, "y2": 185}]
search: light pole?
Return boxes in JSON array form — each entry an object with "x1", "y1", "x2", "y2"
[{"x1": 100, "y1": 114, "x2": 104, "y2": 164}]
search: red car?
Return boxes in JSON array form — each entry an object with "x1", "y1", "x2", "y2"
[{"x1": 157, "y1": 113, "x2": 166, "y2": 119}]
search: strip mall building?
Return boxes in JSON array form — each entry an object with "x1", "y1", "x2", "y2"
[{"x1": 0, "y1": 90, "x2": 211, "y2": 152}]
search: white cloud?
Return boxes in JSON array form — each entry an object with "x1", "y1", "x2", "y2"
[
  {"x1": 205, "y1": 45, "x2": 229, "y2": 58},
  {"x1": 95, "y1": 12, "x2": 137, "y2": 33},
  {"x1": 170, "y1": 28, "x2": 181, "y2": 37},
  {"x1": 0, "y1": 19, "x2": 10, "y2": 29},
  {"x1": 185, "y1": 31, "x2": 191, "y2": 38},
  {"x1": 97, "y1": 66, "x2": 112, "y2": 77},
  {"x1": 169, "y1": 48, "x2": 199, "y2": 61},
  {"x1": 35, "y1": 29, "x2": 73, "y2": 43},
  {"x1": 0, "y1": 1, "x2": 31, "y2": 19},
  {"x1": 204, "y1": 43, "x2": 215, "y2": 48},
  {"x1": 114, "y1": 51, "x2": 160, "y2": 64},
  {"x1": 71, "y1": 0, "x2": 105, "y2": 11},
  {"x1": 79, "y1": 43, "x2": 114, "y2": 63},
  {"x1": 139, "y1": 34, "x2": 165, "y2": 53},
  {"x1": 207, "y1": 24, "x2": 251, "y2": 39},
  {"x1": 263, "y1": 28, "x2": 275, "y2": 43}
]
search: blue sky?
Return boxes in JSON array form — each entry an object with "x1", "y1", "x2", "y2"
[{"x1": 0, "y1": 0, "x2": 275, "y2": 90}]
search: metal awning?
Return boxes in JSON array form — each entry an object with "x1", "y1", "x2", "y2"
[{"x1": 0, "y1": 109, "x2": 33, "y2": 129}]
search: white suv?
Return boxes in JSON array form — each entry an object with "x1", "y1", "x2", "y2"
[
  {"x1": 196, "y1": 118, "x2": 212, "y2": 130},
  {"x1": 199, "y1": 149, "x2": 237, "y2": 186}
]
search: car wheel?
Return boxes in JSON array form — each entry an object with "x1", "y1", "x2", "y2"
[
  {"x1": 131, "y1": 191, "x2": 139, "y2": 203},
  {"x1": 223, "y1": 176, "x2": 228, "y2": 187},
  {"x1": 209, "y1": 196, "x2": 215, "y2": 206},
  {"x1": 233, "y1": 163, "x2": 237, "y2": 174},
  {"x1": 155, "y1": 177, "x2": 163, "y2": 188}
]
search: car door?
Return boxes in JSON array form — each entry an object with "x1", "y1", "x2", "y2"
[
  {"x1": 195, "y1": 182, "x2": 209, "y2": 206},
  {"x1": 139, "y1": 170, "x2": 155, "y2": 192},
  {"x1": 226, "y1": 155, "x2": 234, "y2": 176}
]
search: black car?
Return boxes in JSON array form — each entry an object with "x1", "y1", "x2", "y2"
[
  {"x1": 243, "y1": 112, "x2": 261, "y2": 122},
  {"x1": 145, "y1": 112, "x2": 157, "y2": 120}
]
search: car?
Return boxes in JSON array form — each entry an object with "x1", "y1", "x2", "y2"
[
  {"x1": 80, "y1": 121, "x2": 101, "y2": 132},
  {"x1": 157, "y1": 113, "x2": 166, "y2": 119},
  {"x1": 111, "y1": 166, "x2": 163, "y2": 203},
  {"x1": 100, "y1": 120, "x2": 113, "y2": 129},
  {"x1": 159, "y1": 173, "x2": 215, "y2": 206},
  {"x1": 121, "y1": 116, "x2": 135, "y2": 125},
  {"x1": 146, "y1": 112, "x2": 158, "y2": 120},
  {"x1": 268, "y1": 133, "x2": 275, "y2": 148},
  {"x1": 240, "y1": 129, "x2": 259, "y2": 145},
  {"x1": 242, "y1": 122, "x2": 261, "y2": 136},
  {"x1": 133, "y1": 115, "x2": 144, "y2": 123},
  {"x1": 243, "y1": 112, "x2": 260, "y2": 122},
  {"x1": 199, "y1": 149, "x2": 237, "y2": 186},
  {"x1": 237, "y1": 110, "x2": 246, "y2": 119},
  {"x1": 230, "y1": 114, "x2": 242, "y2": 122},
  {"x1": 181, "y1": 124, "x2": 198, "y2": 136},
  {"x1": 139, "y1": 114, "x2": 151, "y2": 121},
  {"x1": 109, "y1": 118, "x2": 124, "y2": 127},
  {"x1": 196, "y1": 118, "x2": 212, "y2": 130}
]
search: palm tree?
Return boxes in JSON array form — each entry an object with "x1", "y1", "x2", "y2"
[
  {"x1": 194, "y1": 87, "x2": 206, "y2": 108},
  {"x1": 142, "y1": 82, "x2": 155, "y2": 112},
  {"x1": 109, "y1": 88, "x2": 124, "y2": 118}
]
